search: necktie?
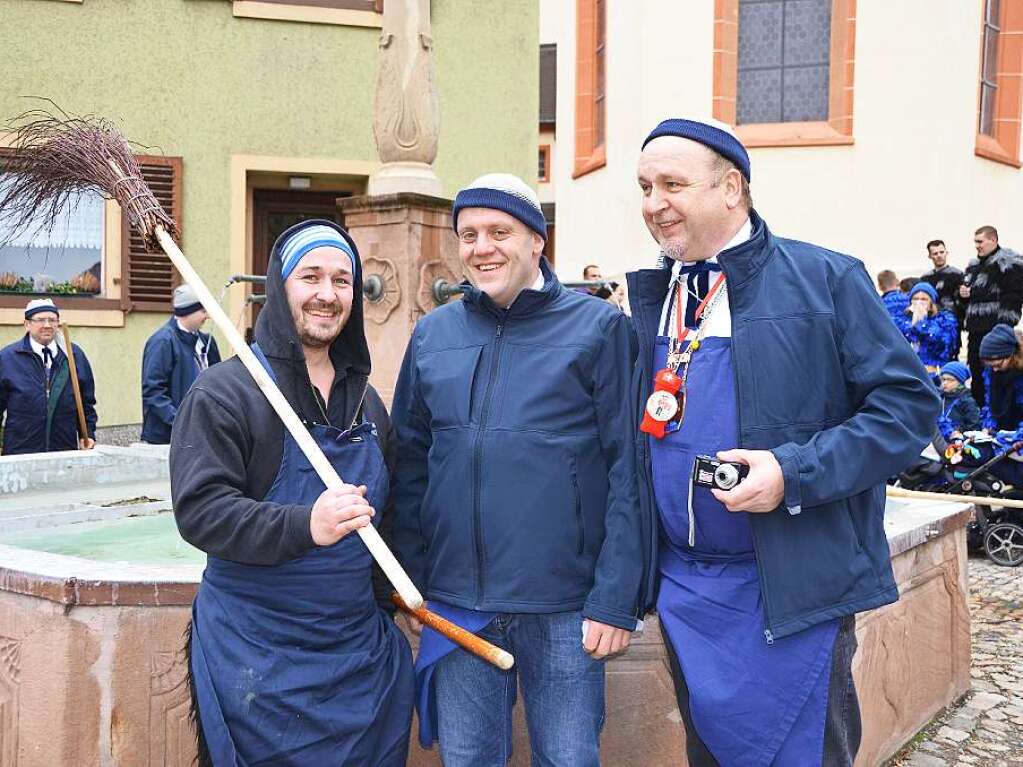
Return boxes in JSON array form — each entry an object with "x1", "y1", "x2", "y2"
[
  {"x1": 41, "y1": 347, "x2": 53, "y2": 385},
  {"x1": 678, "y1": 261, "x2": 722, "y2": 329}
]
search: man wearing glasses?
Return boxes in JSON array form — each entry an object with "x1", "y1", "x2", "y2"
[{"x1": 0, "y1": 298, "x2": 97, "y2": 454}]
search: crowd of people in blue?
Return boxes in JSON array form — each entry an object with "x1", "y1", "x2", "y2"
[
  {"x1": 877, "y1": 230, "x2": 1023, "y2": 447},
  {"x1": 0, "y1": 116, "x2": 1013, "y2": 767}
]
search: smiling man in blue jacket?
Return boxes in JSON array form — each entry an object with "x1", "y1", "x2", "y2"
[
  {"x1": 391, "y1": 173, "x2": 648, "y2": 767},
  {"x1": 628, "y1": 119, "x2": 940, "y2": 767}
]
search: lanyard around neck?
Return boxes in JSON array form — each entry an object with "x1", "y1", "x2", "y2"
[{"x1": 674, "y1": 272, "x2": 726, "y2": 343}]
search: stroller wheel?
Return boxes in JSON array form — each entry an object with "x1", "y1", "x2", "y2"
[{"x1": 983, "y1": 522, "x2": 1023, "y2": 567}]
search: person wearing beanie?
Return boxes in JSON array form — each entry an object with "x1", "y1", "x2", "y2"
[
  {"x1": 139, "y1": 284, "x2": 221, "y2": 444},
  {"x1": 976, "y1": 323, "x2": 1023, "y2": 436},
  {"x1": 628, "y1": 117, "x2": 939, "y2": 766},
  {"x1": 170, "y1": 219, "x2": 413, "y2": 765},
  {"x1": 936, "y1": 361, "x2": 981, "y2": 439},
  {"x1": 961, "y1": 225, "x2": 1023, "y2": 407},
  {"x1": 895, "y1": 282, "x2": 959, "y2": 373},
  {"x1": 391, "y1": 173, "x2": 646, "y2": 765},
  {"x1": 0, "y1": 298, "x2": 97, "y2": 454}
]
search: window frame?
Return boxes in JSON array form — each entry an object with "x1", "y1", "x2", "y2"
[
  {"x1": 975, "y1": 0, "x2": 1023, "y2": 168},
  {"x1": 231, "y1": 0, "x2": 383, "y2": 28},
  {"x1": 713, "y1": 0, "x2": 856, "y2": 148},
  {"x1": 0, "y1": 149, "x2": 122, "y2": 312},
  {"x1": 539, "y1": 144, "x2": 551, "y2": 183},
  {"x1": 573, "y1": 0, "x2": 607, "y2": 178}
]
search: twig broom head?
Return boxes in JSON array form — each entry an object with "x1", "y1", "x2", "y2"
[{"x1": 0, "y1": 104, "x2": 177, "y2": 252}]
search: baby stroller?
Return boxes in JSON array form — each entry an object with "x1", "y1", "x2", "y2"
[{"x1": 894, "y1": 431, "x2": 1023, "y2": 567}]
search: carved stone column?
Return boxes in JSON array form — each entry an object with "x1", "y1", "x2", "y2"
[
  {"x1": 369, "y1": 0, "x2": 442, "y2": 196},
  {"x1": 340, "y1": 193, "x2": 460, "y2": 404}
]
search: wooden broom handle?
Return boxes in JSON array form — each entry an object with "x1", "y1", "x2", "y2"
[
  {"x1": 392, "y1": 593, "x2": 515, "y2": 671},
  {"x1": 886, "y1": 484, "x2": 1023, "y2": 510},
  {"x1": 61, "y1": 324, "x2": 90, "y2": 448}
]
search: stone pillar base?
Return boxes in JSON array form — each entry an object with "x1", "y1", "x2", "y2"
[
  {"x1": 367, "y1": 162, "x2": 443, "y2": 197},
  {"x1": 339, "y1": 192, "x2": 461, "y2": 405}
]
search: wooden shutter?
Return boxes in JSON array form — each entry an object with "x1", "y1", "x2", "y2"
[{"x1": 121, "y1": 155, "x2": 182, "y2": 312}]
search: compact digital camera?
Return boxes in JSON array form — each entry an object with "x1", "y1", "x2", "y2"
[{"x1": 692, "y1": 455, "x2": 749, "y2": 491}]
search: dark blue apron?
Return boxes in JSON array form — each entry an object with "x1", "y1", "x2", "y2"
[
  {"x1": 189, "y1": 345, "x2": 414, "y2": 766},
  {"x1": 650, "y1": 334, "x2": 838, "y2": 767},
  {"x1": 413, "y1": 602, "x2": 498, "y2": 748}
]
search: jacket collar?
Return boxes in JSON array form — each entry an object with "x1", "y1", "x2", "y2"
[
  {"x1": 461, "y1": 256, "x2": 562, "y2": 319},
  {"x1": 715, "y1": 209, "x2": 773, "y2": 290}
]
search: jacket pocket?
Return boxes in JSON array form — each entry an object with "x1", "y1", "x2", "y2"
[
  {"x1": 571, "y1": 464, "x2": 584, "y2": 555},
  {"x1": 417, "y1": 345, "x2": 484, "y2": 427}
]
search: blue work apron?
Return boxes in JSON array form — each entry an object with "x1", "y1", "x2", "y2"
[
  {"x1": 414, "y1": 602, "x2": 498, "y2": 748},
  {"x1": 650, "y1": 335, "x2": 838, "y2": 767},
  {"x1": 189, "y1": 345, "x2": 414, "y2": 766}
]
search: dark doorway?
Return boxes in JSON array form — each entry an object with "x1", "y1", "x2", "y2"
[{"x1": 250, "y1": 189, "x2": 352, "y2": 332}]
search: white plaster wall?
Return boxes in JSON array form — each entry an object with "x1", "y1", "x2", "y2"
[{"x1": 545, "y1": 0, "x2": 1023, "y2": 288}]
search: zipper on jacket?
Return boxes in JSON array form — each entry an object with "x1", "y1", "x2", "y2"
[
  {"x1": 472, "y1": 319, "x2": 505, "y2": 608},
  {"x1": 571, "y1": 469, "x2": 584, "y2": 555},
  {"x1": 720, "y1": 263, "x2": 777, "y2": 642}
]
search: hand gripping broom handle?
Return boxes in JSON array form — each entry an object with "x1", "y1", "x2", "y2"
[{"x1": 153, "y1": 226, "x2": 424, "y2": 610}]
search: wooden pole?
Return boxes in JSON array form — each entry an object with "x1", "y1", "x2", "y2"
[
  {"x1": 392, "y1": 593, "x2": 515, "y2": 671},
  {"x1": 153, "y1": 226, "x2": 423, "y2": 610},
  {"x1": 886, "y1": 484, "x2": 1023, "y2": 510},
  {"x1": 60, "y1": 324, "x2": 90, "y2": 449}
]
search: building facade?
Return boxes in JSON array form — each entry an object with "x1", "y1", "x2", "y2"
[
  {"x1": 541, "y1": 0, "x2": 1023, "y2": 290},
  {"x1": 0, "y1": 0, "x2": 538, "y2": 432}
]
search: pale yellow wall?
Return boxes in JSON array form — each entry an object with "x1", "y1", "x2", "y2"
[
  {"x1": 0, "y1": 0, "x2": 538, "y2": 429},
  {"x1": 548, "y1": 0, "x2": 1023, "y2": 290}
]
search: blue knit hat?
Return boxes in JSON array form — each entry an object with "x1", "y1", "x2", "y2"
[
  {"x1": 642, "y1": 118, "x2": 751, "y2": 181},
  {"x1": 279, "y1": 222, "x2": 358, "y2": 281},
  {"x1": 452, "y1": 173, "x2": 547, "y2": 241},
  {"x1": 24, "y1": 298, "x2": 59, "y2": 320},
  {"x1": 909, "y1": 282, "x2": 938, "y2": 304},
  {"x1": 980, "y1": 324, "x2": 1019, "y2": 359},
  {"x1": 939, "y1": 361, "x2": 970, "y2": 384}
]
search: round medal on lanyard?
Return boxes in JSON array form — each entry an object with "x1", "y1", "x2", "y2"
[{"x1": 646, "y1": 389, "x2": 680, "y2": 422}]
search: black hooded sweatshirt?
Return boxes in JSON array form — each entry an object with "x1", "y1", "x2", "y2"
[{"x1": 170, "y1": 221, "x2": 396, "y2": 590}]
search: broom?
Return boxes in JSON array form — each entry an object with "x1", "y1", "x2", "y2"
[{"x1": 0, "y1": 106, "x2": 423, "y2": 610}]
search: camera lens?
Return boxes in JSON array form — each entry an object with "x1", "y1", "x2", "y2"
[{"x1": 714, "y1": 463, "x2": 740, "y2": 490}]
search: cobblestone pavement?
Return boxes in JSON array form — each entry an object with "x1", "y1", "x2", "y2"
[{"x1": 888, "y1": 553, "x2": 1023, "y2": 767}]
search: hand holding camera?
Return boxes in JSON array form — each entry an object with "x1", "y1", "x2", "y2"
[{"x1": 706, "y1": 449, "x2": 785, "y2": 513}]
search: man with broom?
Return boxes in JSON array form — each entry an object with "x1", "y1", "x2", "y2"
[
  {"x1": 170, "y1": 219, "x2": 414, "y2": 765},
  {"x1": 0, "y1": 297, "x2": 97, "y2": 454}
]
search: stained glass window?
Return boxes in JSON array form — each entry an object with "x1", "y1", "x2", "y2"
[{"x1": 737, "y1": 0, "x2": 832, "y2": 125}]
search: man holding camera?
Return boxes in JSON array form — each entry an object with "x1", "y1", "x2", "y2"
[{"x1": 627, "y1": 118, "x2": 939, "y2": 766}]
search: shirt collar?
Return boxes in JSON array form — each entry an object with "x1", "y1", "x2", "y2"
[
  {"x1": 669, "y1": 217, "x2": 752, "y2": 280},
  {"x1": 29, "y1": 337, "x2": 58, "y2": 357}
]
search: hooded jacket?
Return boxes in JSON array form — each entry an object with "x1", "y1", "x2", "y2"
[
  {"x1": 937, "y1": 384, "x2": 981, "y2": 438},
  {"x1": 0, "y1": 334, "x2": 97, "y2": 455},
  {"x1": 628, "y1": 212, "x2": 940, "y2": 639},
  {"x1": 140, "y1": 318, "x2": 221, "y2": 444},
  {"x1": 170, "y1": 220, "x2": 395, "y2": 578}
]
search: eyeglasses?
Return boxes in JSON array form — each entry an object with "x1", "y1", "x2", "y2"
[{"x1": 27, "y1": 317, "x2": 60, "y2": 326}]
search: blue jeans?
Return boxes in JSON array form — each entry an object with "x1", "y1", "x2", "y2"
[{"x1": 433, "y1": 610, "x2": 606, "y2": 767}]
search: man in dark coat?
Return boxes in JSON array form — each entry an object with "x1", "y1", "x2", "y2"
[
  {"x1": 961, "y1": 225, "x2": 1023, "y2": 407},
  {"x1": 171, "y1": 220, "x2": 413, "y2": 765},
  {"x1": 629, "y1": 118, "x2": 939, "y2": 767},
  {"x1": 0, "y1": 298, "x2": 97, "y2": 454},
  {"x1": 140, "y1": 284, "x2": 220, "y2": 444},
  {"x1": 920, "y1": 239, "x2": 965, "y2": 358}
]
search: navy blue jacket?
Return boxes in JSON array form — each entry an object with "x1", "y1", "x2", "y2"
[
  {"x1": 141, "y1": 318, "x2": 220, "y2": 444},
  {"x1": 0, "y1": 334, "x2": 97, "y2": 455},
  {"x1": 390, "y1": 259, "x2": 648, "y2": 630},
  {"x1": 628, "y1": 214, "x2": 940, "y2": 640}
]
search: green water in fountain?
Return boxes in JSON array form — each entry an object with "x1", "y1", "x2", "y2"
[{"x1": 0, "y1": 513, "x2": 205, "y2": 565}]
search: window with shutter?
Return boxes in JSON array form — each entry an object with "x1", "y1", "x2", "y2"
[
  {"x1": 121, "y1": 155, "x2": 182, "y2": 312},
  {"x1": 975, "y1": 0, "x2": 1023, "y2": 167}
]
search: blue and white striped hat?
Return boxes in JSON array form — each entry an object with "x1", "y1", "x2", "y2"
[
  {"x1": 452, "y1": 173, "x2": 547, "y2": 241},
  {"x1": 279, "y1": 223, "x2": 358, "y2": 281},
  {"x1": 25, "y1": 298, "x2": 59, "y2": 319}
]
